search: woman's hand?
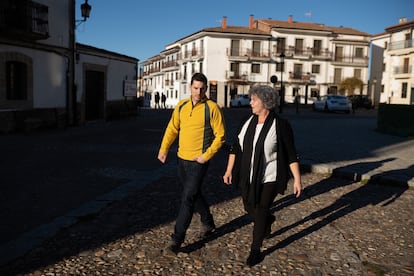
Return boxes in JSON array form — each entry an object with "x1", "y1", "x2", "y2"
[{"x1": 223, "y1": 171, "x2": 232, "y2": 185}]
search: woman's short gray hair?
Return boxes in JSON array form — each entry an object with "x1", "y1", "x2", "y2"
[{"x1": 248, "y1": 85, "x2": 279, "y2": 109}]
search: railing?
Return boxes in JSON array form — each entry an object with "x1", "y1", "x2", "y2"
[
  {"x1": 388, "y1": 39, "x2": 414, "y2": 51},
  {"x1": 162, "y1": 60, "x2": 178, "y2": 68},
  {"x1": 227, "y1": 48, "x2": 269, "y2": 59},
  {"x1": 182, "y1": 48, "x2": 204, "y2": 59},
  {"x1": 0, "y1": 0, "x2": 49, "y2": 39},
  {"x1": 394, "y1": 65, "x2": 412, "y2": 74},
  {"x1": 282, "y1": 47, "x2": 332, "y2": 59},
  {"x1": 333, "y1": 55, "x2": 368, "y2": 66},
  {"x1": 165, "y1": 79, "x2": 174, "y2": 86}
]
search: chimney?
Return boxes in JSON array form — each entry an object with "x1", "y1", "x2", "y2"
[
  {"x1": 288, "y1": 15, "x2": 293, "y2": 23},
  {"x1": 399, "y1": 17, "x2": 407, "y2": 24},
  {"x1": 249, "y1": 14, "x2": 254, "y2": 30},
  {"x1": 222, "y1": 16, "x2": 227, "y2": 29}
]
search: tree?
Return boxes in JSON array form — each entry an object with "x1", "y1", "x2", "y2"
[{"x1": 339, "y1": 77, "x2": 364, "y2": 95}]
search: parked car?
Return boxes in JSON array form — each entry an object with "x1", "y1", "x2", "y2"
[
  {"x1": 313, "y1": 95, "x2": 352, "y2": 113},
  {"x1": 348, "y1": 95, "x2": 373, "y2": 109},
  {"x1": 230, "y1": 94, "x2": 250, "y2": 107}
]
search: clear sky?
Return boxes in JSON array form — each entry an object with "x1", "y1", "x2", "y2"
[{"x1": 75, "y1": 0, "x2": 413, "y2": 63}]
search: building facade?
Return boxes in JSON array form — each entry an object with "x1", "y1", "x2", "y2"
[
  {"x1": 371, "y1": 17, "x2": 414, "y2": 105},
  {"x1": 0, "y1": 0, "x2": 138, "y2": 133},
  {"x1": 141, "y1": 15, "x2": 371, "y2": 108}
]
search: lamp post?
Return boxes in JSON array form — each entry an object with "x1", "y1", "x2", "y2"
[
  {"x1": 76, "y1": 0, "x2": 92, "y2": 27},
  {"x1": 279, "y1": 52, "x2": 285, "y2": 113},
  {"x1": 70, "y1": 0, "x2": 92, "y2": 125}
]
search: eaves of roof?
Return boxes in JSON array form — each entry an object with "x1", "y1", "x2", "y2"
[
  {"x1": 258, "y1": 19, "x2": 371, "y2": 36},
  {"x1": 385, "y1": 19, "x2": 414, "y2": 33}
]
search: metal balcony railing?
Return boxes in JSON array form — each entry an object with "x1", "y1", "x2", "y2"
[
  {"x1": 162, "y1": 60, "x2": 178, "y2": 69},
  {"x1": 227, "y1": 48, "x2": 269, "y2": 59},
  {"x1": 393, "y1": 65, "x2": 412, "y2": 74},
  {"x1": 388, "y1": 39, "x2": 414, "y2": 51}
]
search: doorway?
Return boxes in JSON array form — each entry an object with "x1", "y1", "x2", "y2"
[{"x1": 85, "y1": 70, "x2": 105, "y2": 121}]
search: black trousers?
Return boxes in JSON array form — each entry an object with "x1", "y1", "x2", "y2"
[{"x1": 243, "y1": 183, "x2": 279, "y2": 250}]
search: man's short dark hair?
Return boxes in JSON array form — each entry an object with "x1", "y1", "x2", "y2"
[{"x1": 191, "y1": 73, "x2": 208, "y2": 87}]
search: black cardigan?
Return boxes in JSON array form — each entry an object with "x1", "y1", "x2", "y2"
[{"x1": 230, "y1": 113, "x2": 299, "y2": 199}]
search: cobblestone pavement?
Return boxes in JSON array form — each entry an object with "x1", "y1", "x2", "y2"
[
  {"x1": 1, "y1": 107, "x2": 413, "y2": 275},
  {"x1": 1, "y1": 148, "x2": 414, "y2": 275}
]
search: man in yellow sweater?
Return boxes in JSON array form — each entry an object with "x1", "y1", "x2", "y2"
[{"x1": 158, "y1": 73, "x2": 226, "y2": 255}]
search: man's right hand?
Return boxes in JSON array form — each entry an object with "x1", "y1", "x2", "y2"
[{"x1": 158, "y1": 152, "x2": 167, "y2": 164}]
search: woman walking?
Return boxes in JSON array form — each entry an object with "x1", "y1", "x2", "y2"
[{"x1": 223, "y1": 85, "x2": 302, "y2": 266}]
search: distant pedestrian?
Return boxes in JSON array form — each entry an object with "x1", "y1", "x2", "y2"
[
  {"x1": 154, "y1": 92, "x2": 160, "y2": 109},
  {"x1": 223, "y1": 85, "x2": 302, "y2": 266},
  {"x1": 158, "y1": 73, "x2": 226, "y2": 256},
  {"x1": 161, "y1": 93, "x2": 167, "y2": 108}
]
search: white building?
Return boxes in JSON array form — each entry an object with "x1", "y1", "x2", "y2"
[
  {"x1": 0, "y1": 0, "x2": 138, "y2": 133},
  {"x1": 141, "y1": 15, "x2": 371, "y2": 108},
  {"x1": 371, "y1": 17, "x2": 414, "y2": 105}
]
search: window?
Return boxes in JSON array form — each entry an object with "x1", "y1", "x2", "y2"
[
  {"x1": 277, "y1": 38, "x2": 285, "y2": 53},
  {"x1": 403, "y1": 58, "x2": 409, "y2": 73},
  {"x1": 231, "y1": 40, "x2": 240, "y2": 56},
  {"x1": 252, "y1": 41, "x2": 261, "y2": 57},
  {"x1": 230, "y1": 63, "x2": 239, "y2": 76},
  {"x1": 6, "y1": 61, "x2": 27, "y2": 100},
  {"x1": 402, "y1": 82, "x2": 407, "y2": 98},
  {"x1": 311, "y1": 64, "x2": 320, "y2": 74},
  {"x1": 311, "y1": 89, "x2": 319, "y2": 97},
  {"x1": 293, "y1": 63, "x2": 303, "y2": 79},
  {"x1": 313, "y1": 40, "x2": 322, "y2": 55},
  {"x1": 251, "y1": 63, "x2": 260, "y2": 73},
  {"x1": 354, "y1": 69, "x2": 362, "y2": 79},
  {"x1": 335, "y1": 46, "x2": 343, "y2": 61},
  {"x1": 199, "y1": 62, "x2": 203, "y2": 73},
  {"x1": 355, "y1": 47, "x2": 364, "y2": 58},
  {"x1": 276, "y1": 62, "x2": 284, "y2": 72},
  {"x1": 382, "y1": 63, "x2": 386, "y2": 72},
  {"x1": 295, "y1": 39, "x2": 304, "y2": 55}
]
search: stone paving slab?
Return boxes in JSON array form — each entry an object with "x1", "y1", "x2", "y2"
[
  {"x1": 1, "y1": 158, "x2": 412, "y2": 275},
  {"x1": 0, "y1": 107, "x2": 413, "y2": 274}
]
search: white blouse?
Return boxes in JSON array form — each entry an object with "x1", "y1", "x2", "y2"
[{"x1": 238, "y1": 116, "x2": 278, "y2": 184}]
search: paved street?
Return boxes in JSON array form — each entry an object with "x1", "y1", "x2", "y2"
[{"x1": 0, "y1": 106, "x2": 413, "y2": 275}]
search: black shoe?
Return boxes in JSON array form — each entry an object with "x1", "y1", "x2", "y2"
[
  {"x1": 199, "y1": 224, "x2": 215, "y2": 239},
  {"x1": 264, "y1": 215, "x2": 275, "y2": 239},
  {"x1": 246, "y1": 249, "x2": 263, "y2": 266},
  {"x1": 163, "y1": 240, "x2": 180, "y2": 257}
]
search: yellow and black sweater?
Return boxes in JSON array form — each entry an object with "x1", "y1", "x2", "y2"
[{"x1": 159, "y1": 97, "x2": 225, "y2": 162}]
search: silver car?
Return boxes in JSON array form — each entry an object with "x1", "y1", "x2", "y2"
[{"x1": 313, "y1": 95, "x2": 352, "y2": 113}]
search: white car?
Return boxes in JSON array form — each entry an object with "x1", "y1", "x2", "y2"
[
  {"x1": 230, "y1": 94, "x2": 250, "y2": 107},
  {"x1": 313, "y1": 95, "x2": 352, "y2": 113}
]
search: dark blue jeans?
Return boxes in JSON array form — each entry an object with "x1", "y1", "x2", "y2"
[{"x1": 172, "y1": 158, "x2": 214, "y2": 244}]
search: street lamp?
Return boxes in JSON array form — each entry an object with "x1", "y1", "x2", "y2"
[
  {"x1": 76, "y1": 0, "x2": 92, "y2": 27},
  {"x1": 70, "y1": 0, "x2": 92, "y2": 125},
  {"x1": 279, "y1": 52, "x2": 285, "y2": 113}
]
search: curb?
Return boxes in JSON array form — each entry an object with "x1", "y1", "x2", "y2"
[{"x1": 300, "y1": 162, "x2": 413, "y2": 188}]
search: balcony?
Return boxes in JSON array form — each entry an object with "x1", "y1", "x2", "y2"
[
  {"x1": 161, "y1": 60, "x2": 179, "y2": 72},
  {"x1": 181, "y1": 48, "x2": 204, "y2": 61},
  {"x1": 288, "y1": 72, "x2": 315, "y2": 84},
  {"x1": 227, "y1": 48, "x2": 270, "y2": 61},
  {"x1": 281, "y1": 46, "x2": 332, "y2": 60},
  {"x1": 388, "y1": 39, "x2": 414, "y2": 51},
  {"x1": 0, "y1": 0, "x2": 49, "y2": 40},
  {"x1": 165, "y1": 79, "x2": 174, "y2": 86},
  {"x1": 226, "y1": 71, "x2": 250, "y2": 83},
  {"x1": 332, "y1": 55, "x2": 368, "y2": 66},
  {"x1": 393, "y1": 65, "x2": 412, "y2": 79}
]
